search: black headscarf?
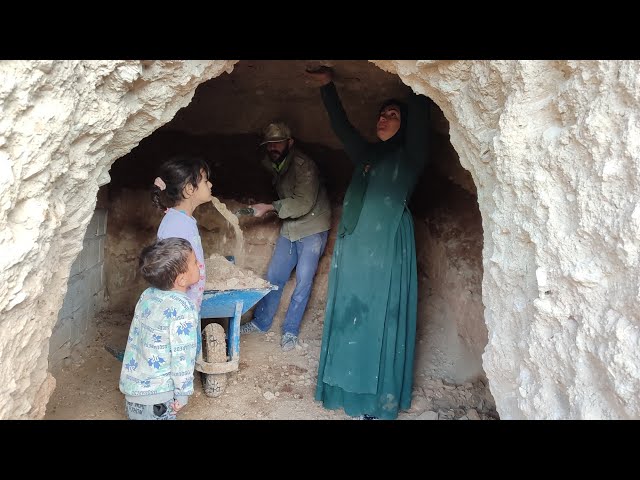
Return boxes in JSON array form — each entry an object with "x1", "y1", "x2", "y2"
[
  {"x1": 378, "y1": 98, "x2": 408, "y2": 146},
  {"x1": 339, "y1": 97, "x2": 409, "y2": 237}
]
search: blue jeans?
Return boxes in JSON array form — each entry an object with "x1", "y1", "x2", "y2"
[{"x1": 252, "y1": 231, "x2": 328, "y2": 336}]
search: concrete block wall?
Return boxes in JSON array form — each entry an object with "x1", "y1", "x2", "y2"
[{"x1": 49, "y1": 209, "x2": 108, "y2": 368}]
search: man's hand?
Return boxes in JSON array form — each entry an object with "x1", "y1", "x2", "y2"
[
  {"x1": 251, "y1": 203, "x2": 275, "y2": 218},
  {"x1": 305, "y1": 65, "x2": 333, "y2": 86},
  {"x1": 171, "y1": 400, "x2": 184, "y2": 413}
]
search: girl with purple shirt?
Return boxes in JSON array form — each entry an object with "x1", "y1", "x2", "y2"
[{"x1": 153, "y1": 156, "x2": 213, "y2": 352}]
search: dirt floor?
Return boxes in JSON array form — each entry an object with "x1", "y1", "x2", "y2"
[{"x1": 45, "y1": 310, "x2": 498, "y2": 421}]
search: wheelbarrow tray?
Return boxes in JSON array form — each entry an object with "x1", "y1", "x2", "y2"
[
  {"x1": 195, "y1": 285, "x2": 277, "y2": 375},
  {"x1": 200, "y1": 286, "x2": 277, "y2": 318}
]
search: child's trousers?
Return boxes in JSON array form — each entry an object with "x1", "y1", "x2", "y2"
[{"x1": 125, "y1": 400, "x2": 177, "y2": 420}]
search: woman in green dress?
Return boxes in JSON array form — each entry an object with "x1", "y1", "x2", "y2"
[{"x1": 306, "y1": 66, "x2": 430, "y2": 420}]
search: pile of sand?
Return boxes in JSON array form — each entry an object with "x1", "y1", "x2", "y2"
[{"x1": 204, "y1": 254, "x2": 271, "y2": 291}]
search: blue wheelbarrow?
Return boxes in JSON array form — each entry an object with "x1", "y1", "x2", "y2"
[{"x1": 196, "y1": 283, "x2": 277, "y2": 397}]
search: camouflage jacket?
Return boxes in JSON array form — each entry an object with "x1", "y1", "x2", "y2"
[{"x1": 262, "y1": 147, "x2": 331, "y2": 241}]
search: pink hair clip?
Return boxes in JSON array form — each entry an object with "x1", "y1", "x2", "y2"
[{"x1": 154, "y1": 177, "x2": 167, "y2": 191}]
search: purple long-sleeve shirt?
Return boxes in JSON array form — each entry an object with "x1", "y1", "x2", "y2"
[{"x1": 157, "y1": 208, "x2": 205, "y2": 311}]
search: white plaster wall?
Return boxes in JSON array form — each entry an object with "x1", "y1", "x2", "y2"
[{"x1": 2, "y1": 59, "x2": 638, "y2": 419}]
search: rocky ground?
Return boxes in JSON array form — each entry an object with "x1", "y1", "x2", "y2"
[{"x1": 45, "y1": 310, "x2": 498, "y2": 420}]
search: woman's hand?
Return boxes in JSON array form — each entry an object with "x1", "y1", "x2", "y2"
[{"x1": 305, "y1": 65, "x2": 333, "y2": 86}]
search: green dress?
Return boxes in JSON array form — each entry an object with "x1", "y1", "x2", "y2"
[{"x1": 315, "y1": 82, "x2": 430, "y2": 419}]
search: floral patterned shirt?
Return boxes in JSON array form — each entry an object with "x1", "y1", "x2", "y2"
[{"x1": 119, "y1": 287, "x2": 198, "y2": 406}]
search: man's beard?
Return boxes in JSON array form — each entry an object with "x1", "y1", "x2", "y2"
[{"x1": 269, "y1": 145, "x2": 290, "y2": 165}]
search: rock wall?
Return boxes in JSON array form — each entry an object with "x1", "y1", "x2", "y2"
[
  {"x1": 376, "y1": 60, "x2": 640, "y2": 419},
  {"x1": 0, "y1": 60, "x2": 236, "y2": 418}
]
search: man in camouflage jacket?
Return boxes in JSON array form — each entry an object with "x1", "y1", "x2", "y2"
[{"x1": 241, "y1": 121, "x2": 331, "y2": 351}]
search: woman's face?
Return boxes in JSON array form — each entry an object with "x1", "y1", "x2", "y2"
[{"x1": 376, "y1": 104, "x2": 402, "y2": 141}]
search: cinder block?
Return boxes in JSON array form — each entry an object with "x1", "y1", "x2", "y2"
[
  {"x1": 84, "y1": 209, "x2": 108, "y2": 238},
  {"x1": 69, "y1": 321, "x2": 83, "y2": 346},
  {"x1": 91, "y1": 289, "x2": 105, "y2": 314},
  {"x1": 84, "y1": 212, "x2": 99, "y2": 239},
  {"x1": 75, "y1": 242, "x2": 88, "y2": 272},
  {"x1": 58, "y1": 285, "x2": 75, "y2": 320},
  {"x1": 96, "y1": 209, "x2": 108, "y2": 236},
  {"x1": 70, "y1": 273, "x2": 89, "y2": 312},
  {"x1": 98, "y1": 237, "x2": 105, "y2": 264},
  {"x1": 73, "y1": 303, "x2": 91, "y2": 335},
  {"x1": 86, "y1": 263, "x2": 104, "y2": 295},
  {"x1": 84, "y1": 238, "x2": 101, "y2": 271},
  {"x1": 69, "y1": 253, "x2": 82, "y2": 277},
  {"x1": 49, "y1": 342, "x2": 72, "y2": 367},
  {"x1": 49, "y1": 319, "x2": 73, "y2": 352}
]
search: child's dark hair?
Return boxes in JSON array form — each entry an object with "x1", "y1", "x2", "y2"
[
  {"x1": 139, "y1": 238, "x2": 194, "y2": 290},
  {"x1": 152, "y1": 155, "x2": 211, "y2": 211}
]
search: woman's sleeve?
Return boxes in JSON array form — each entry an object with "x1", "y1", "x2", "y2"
[
  {"x1": 405, "y1": 90, "x2": 431, "y2": 173},
  {"x1": 320, "y1": 82, "x2": 368, "y2": 164}
]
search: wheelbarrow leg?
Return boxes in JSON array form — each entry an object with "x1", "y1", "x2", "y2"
[
  {"x1": 228, "y1": 301, "x2": 243, "y2": 362},
  {"x1": 202, "y1": 323, "x2": 227, "y2": 398}
]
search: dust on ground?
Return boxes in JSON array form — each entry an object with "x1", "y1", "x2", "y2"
[{"x1": 45, "y1": 311, "x2": 498, "y2": 420}]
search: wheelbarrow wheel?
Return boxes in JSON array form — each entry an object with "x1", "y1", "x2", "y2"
[
  {"x1": 204, "y1": 373, "x2": 227, "y2": 398},
  {"x1": 202, "y1": 322, "x2": 228, "y2": 398}
]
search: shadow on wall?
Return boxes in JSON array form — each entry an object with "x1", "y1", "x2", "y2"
[
  {"x1": 412, "y1": 163, "x2": 486, "y2": 384},
  {"x1": 108, "y1": 130, "x2": 354, "y2": 205}
]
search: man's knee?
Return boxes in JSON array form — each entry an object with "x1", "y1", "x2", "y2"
[
  {"x1": 292, "y1": 271, "x2": 316, "y2": 302},
  {"x1": 266, "y1": 265, "x2": 290, "y2": 286}
]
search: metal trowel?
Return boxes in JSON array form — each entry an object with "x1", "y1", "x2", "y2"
[{"x1": 234, "y1": 207, "x2": 255, "y2": 217}]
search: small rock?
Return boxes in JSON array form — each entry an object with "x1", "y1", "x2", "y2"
[
  {"x1": 438, "y1": 410, "x2": 455, "y2": 420},
  {"x1": 263, "y1": 391, "x2": 275, "y2": 401},
  {"x1": 416, "y1": 411, "x2": 438, "y2": 420},
  {"x1": 467, "y1": 409, "x2": 481, "y2": 420},
  {"x1": 408, "y1": 396, "x2": 430, "y2": 414}
]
